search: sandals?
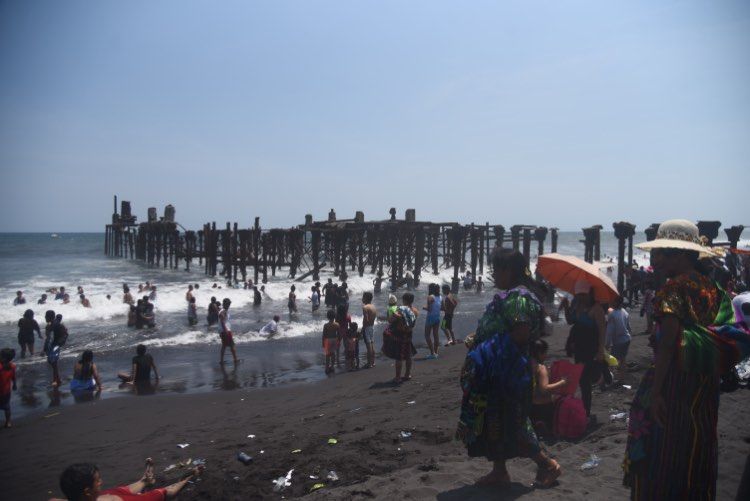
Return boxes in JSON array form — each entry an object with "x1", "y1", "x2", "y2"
[{"x1": 534, "y1": 459, "x2": 562, "y2": 488}]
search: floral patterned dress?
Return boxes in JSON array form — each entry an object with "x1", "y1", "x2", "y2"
[
  {"x1": 456, "y1": 286, "x2": 545, "y2": 461},
  {"x1": 624, "y1": 271, "x2": 750, "y2": 500}
]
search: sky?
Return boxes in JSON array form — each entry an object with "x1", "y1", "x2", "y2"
[{"x1": 0, "y1": 0, "x2": 748, "y2": 233}]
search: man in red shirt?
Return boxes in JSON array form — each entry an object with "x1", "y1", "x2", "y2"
[{"x1": 57, "y1": 460, "x2": 202, "y2": 500}]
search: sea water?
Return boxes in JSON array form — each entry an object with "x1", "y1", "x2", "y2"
[{"x1": 0, "y1": 231, "x2": 652, "y2": 417}]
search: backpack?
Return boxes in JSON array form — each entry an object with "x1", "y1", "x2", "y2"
[{"x1": 554, "y1": 396, "x2": 587, "y2": 439}]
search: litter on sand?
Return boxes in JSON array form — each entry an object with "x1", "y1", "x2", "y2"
[
  {"x1": 177, "y1": 444, "x2": 189, "y2": 449},
  {"x1": 622, "y1": 384, "x2": 632, "y2": 390},
  {"x1": 400, "y1": 431, "x2": 412, "y2": 441},
  {"x1": 580, "y1": 454, "x2": 601, "y2": 470},
  {"x1": 272, "y1": 469, "x2": 294, "y2": 492},
  {"x1": 610, "y1": 412, "x2": 627, "y2": 421},
  {"x1": 326, "y1": 471, "x2": 339, "y2": 482},
  {"x1": 291, "y1": 449, "x2": 302, "y2": 454},
  {"x1": 406, "y1": 400, "x2": 416, "y2": 405},
  {"x1": 237, "y1": 452, "x2": 253, "y2": 465},
  {"x1": 327, "y1": 438, "x2": 338, "y2": 445},
  {"x1": 310, "y1": 483, "x2": 325, "y2": 492},
  {"x1": 247, "y1": 434, "x2": 256, "y2": 439}
]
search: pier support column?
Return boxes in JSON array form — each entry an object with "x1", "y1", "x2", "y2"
[{"x1": 613, "y1": 222, "x2": 636, "y2": 295}]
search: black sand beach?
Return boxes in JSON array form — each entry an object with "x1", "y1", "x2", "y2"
[{"x1": 2, "y1": 313, "x2": 749, "y2": 500}]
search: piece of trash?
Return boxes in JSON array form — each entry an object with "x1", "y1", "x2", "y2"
[
  {"x1": 233, "y1": 476, "x2": 240, "y2": 481},
  {"x1": 43, "y1": 412, "x2": 60, "y2": 418},
  {"x1": 240, "y1": 398, "x2": 245, "y2": 401},
  {"x1": 177, "y1": 443, "x2": 189, "y2": 449},
  {"x1": 580, "y1": 454, "x2": 601, "y2": 470},
  {"x1": 622, "y1": 384, "x2": 632, "y2": 390},
  {"x1": 237, "y1": 452, "x2": 253, "y2": 465},
  {"x1": 610, "y1": 412, "x2": 627, "y2": 422},
  {"x1": 272, "y1": 468, "x2": 294, "y2": 492},
  {"x1": 247, "y1": 434, "x2": 256, "y2": 439},
  {"x1": 309, "y1": 475, "x2": 319, "y2": 479},
  {"x1": 327, "y1": 438, "x2": 338, "y2": 445},
  {"x1": 406, "y1": 400, "x2": 416, "y2": 405},
  {"x1": 310, "y1": 483, "x2": 325, "y2": 492},
  {"x1": 350, "y1": 407, "x2": 363, "y2": 413},
  {"x1": 260, "y1": 450, "x2": 265, "y2": 454},
  {"x1": 291, "y1": 449, "x2": 302, "y2": 454},
  {"x1": 399, "y1": 431, "x2": 412, "y2": 441},
  {"x1": 326, "y1": 470, "x2": 339, "y2": 482},
  {"x1": 164, "y1": 464, "x2": 177, "y2": 472},
  {"x1": 192, "y1": 459, "x2": 206, "y2": 466}
]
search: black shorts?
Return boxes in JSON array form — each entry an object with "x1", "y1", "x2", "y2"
[
  {"x1": 442, "y1": 313, "x2": 454, "y2": 330},
  {"x1": 0, "y1": 393, "x2": 10, "y2": 411}
]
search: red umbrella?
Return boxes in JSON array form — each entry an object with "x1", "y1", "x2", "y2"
[{"x1": 536, "y1": 253, "x2": 619, "y2": 303}]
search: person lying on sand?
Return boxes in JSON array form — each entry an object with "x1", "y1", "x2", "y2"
[{"x1": 55, "y1": 458, "x2": 203, "y2": 500}]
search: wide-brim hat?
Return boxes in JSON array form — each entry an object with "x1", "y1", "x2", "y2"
[{"x1": 636, "y1": 219, "x2": 719, "y2": 258}]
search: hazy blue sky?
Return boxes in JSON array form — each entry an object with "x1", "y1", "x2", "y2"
[{"x1": 1, "y1": 1, "x2": 748, "y2": 233}]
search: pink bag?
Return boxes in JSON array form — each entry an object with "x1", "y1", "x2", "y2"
[
  {"x1": 553, "y1": 396, "x2": 587, "y2": 439},
  {"x1": 550, "y1": 359, "x2": 584, "y2": 396}
]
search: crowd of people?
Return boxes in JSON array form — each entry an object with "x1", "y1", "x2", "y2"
[
  {"x1": 5, "y1": 219, "x2": 750, "y2": 499},
  {"x1": 454, "y1": 220, "x2": 750, "y2": 498}
]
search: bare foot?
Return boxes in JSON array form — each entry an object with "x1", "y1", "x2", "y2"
[
  {"x1": 534, "y1": 459, "x2": 562, "y2": 488},
  {"x1": 143, "y1": 458, "x2": 155, "y2": 485}
]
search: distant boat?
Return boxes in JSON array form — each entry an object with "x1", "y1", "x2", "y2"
[{"x1": 50, "y1": 234, "x2": 59, "y2": 238}]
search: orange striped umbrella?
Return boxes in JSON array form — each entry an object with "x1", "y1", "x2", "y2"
[{"x1": 536, "y1": 253, "x2": 620, "y2": 303}]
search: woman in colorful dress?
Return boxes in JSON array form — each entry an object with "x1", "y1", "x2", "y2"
[
  {"x1": 624, "y1": 220, "x2": 750, "y2": 500},
  {"x1": 456, "y1": 248, "x2": 561, "y2": 488}
]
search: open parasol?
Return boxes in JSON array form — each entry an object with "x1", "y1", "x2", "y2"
[{"x1": 536, "y1": 253, "x2": 619, "y2": 303}]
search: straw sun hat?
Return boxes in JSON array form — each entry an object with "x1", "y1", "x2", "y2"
[{"x1": 635, "y1": 219, "x2": 720, "y2": 258}]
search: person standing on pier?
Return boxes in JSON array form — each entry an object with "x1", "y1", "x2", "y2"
[
  {"x1": 218, "y1": 298, "x2": 238, "y2": 365},
  {"x1": 362, "y1": 292, "x2": 377, "y2": 368}
]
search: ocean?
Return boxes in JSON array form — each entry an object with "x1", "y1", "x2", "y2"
[{"x1": 0, "y1": 231, "x2": 651, "y2": 418}]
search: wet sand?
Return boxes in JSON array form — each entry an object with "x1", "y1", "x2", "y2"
[{"x1": 2, "y1": 314, "x2": 749, "y2": 500}]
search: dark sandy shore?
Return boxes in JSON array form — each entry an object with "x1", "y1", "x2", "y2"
[{"x1": 2, "y1": 314, "x2": 749, "y2": 500}]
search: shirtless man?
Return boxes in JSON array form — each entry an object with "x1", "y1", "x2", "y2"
[
  {"x1": 185, "y1": 284, "x2": 194, "y2": 303},
  {"x1": 441, "y1": 284, "x2": 458, "y2": 345},
  {"x1": 361, "y1": 292, "x2": 377, "y2": 368}
]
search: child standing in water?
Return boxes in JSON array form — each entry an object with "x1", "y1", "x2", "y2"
[
  {"x1": 322, "y1": 310, "x2": 339, "y2": 374},
  {"x1": 345, "y1": 322, "x2": 359, "y2": 371},
  {"x1": 187, "y1": 296, "x2": 198, "y2": 326},
  {"x1": 335, "y1": 304, "x2": 351, "y2": 367},
  {"x1": 288, "y1": 285, "x2": 298, "y2": 314},
  {"x1": 0, "y1": 348, "x2": 17, "y2": 428},
  {"x1": 218, "y1": 298, "x2": 238, "y2": 365}
]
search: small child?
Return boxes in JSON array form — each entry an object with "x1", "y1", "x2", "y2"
[
  {"x1": 529, "y1": 340, "x2": 567, "y2": 437},
  {"x1": 187, "y1": 296, "x2": 198, "y2": 326},
  {"x1": 322, "y1": 310, "x2": 340, "y2": 374},
  {"x1": 0, "y1": 348, "x2": 17, "y2": 428},
  {"x1": 345, "y1": 322, "x2": 359, "y2": 371}
]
